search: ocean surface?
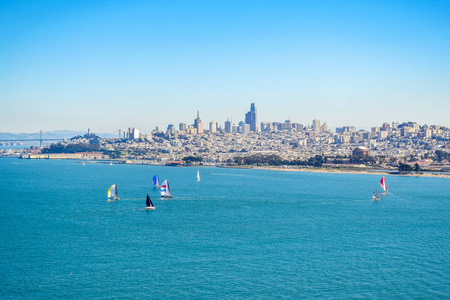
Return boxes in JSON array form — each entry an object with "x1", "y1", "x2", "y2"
[{"x1": 1, "y1": 158, "x2": 449, "y2": 299}]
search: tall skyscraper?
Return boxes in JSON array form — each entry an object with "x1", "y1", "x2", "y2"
[
  {"x1": 194, "y1": 111, "x2": 204, "y2": 134},
  {"x1": 245, "y1": 103, "x2": 259, "y2": 132},
  {"x1": 210, "y1": 120, "x2": 217, "y2": 133},
  {"x1": 179, "y1": 122, "x2": 186, "y2": 132},
  {"x1": 312, "y1": 119, "x2": 320, "y2": 132},
  {"x1": 225, "y1": 118, "x2": 231, "y2": 133}
]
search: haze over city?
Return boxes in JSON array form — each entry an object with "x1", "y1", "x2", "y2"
[{"x1": 1, "y1": 0, "x2": 449, "y2": 133}]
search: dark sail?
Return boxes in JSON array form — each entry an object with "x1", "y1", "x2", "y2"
[
  {"x1": 115, "y1": 184, "x2": 118, "y2": 198},
  {"x1": 146, "y1": 194, "x2": 151, "y2": 207}
]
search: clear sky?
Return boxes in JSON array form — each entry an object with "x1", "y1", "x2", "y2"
[{"x1": 1, "y1": 0, "x2": 449, "y2": 133}]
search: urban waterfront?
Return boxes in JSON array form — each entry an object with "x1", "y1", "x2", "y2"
[{"x1": 1, "y1": 158, "x2": 449, "y2": 298}]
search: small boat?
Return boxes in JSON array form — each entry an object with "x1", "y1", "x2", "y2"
[
  {"x1": 197, "y1": 170, "x2": 200, "y2": 181},
  {"x1": 160, "y1": 180, "x2": 173, "y2": 199},
  {"x1": 152, "y1": 175, "x2": 160, "y2": 188},
  {"x1": 145, "y1": 194, "x2": 155, "y2": 210},
  {"x1": 380, "y1": 176, "x2": 388, "y2": 195},
  {"x1": 83, "y1": 162, "x2": 85, "y2": 166},
  {"x1": 107, "y1": 184, "x2": 119, "y2": 201},
  {"x1": 372, "y1": 188, "x2": 380, "y2": 201},
  {"x1": 110, "y1": 161, "x2": 112, "y2": 166}
]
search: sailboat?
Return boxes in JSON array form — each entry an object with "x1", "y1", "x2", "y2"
[
  {"x1": 372, "y1": 188, "x2": 380, "y2": 201},
  {"x1": 380, "y1": 176, "x2": 388, "y2": 195},
  {"x1": 107, "y1": 184, "x2": 119, "y2": 201},
  {"x1": 197, "y1": 170, "x2": 200, "y2": 181},
  {"x1": 160, "y1": 180, "x2": 173, "y2": 199},
  {"x1": 152, "y1": 175, "x2": 160, "y2": 188},
  {"x1": 145, "y1": 194, "x2": 155, "y2": 210}
]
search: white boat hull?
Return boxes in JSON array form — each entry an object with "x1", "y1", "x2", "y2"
[{"x1": 145, "y1": 207, "x2": 155, "y2": 210}]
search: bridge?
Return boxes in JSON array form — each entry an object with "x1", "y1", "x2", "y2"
[
  {"x1": 0, "y1": 130, "x2": 121, "y2": 147},
  {"x1": 0, "y1": 131, "x2": 65, "y2": 147}
]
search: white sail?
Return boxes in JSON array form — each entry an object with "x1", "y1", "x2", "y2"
[
  {"x1": 197, "y1": 170, "x2": 200, "y2": 181},
  {"x1": 108, "y1": 184, "x2": 118, "y2": 200},
  {"x1": 161, "y1": 180, "x2": 173, "y2": 198},
  {"x1": 373, "y1": 188, "x2": 380, "y2": 201}
]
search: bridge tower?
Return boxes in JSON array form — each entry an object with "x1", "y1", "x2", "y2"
[{"x1": 40, "y1": 130, "x2": 43, "y2": 148}]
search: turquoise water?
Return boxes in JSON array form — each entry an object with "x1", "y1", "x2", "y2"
[{"x1": 1, "y1": 158, "x2": 449, "y2": 299}]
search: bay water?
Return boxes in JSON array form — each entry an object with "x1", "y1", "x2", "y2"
[{"x1": 1, "y1": 158, "x2": 449, "y2": 298}]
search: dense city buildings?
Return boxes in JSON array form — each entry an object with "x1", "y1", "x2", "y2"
[{"x1": 3, "y1": 104, "x2": 449, "y2": 172}]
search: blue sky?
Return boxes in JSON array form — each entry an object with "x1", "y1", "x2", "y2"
[{"x1": 1, "y1": 0, "x2": 449, "y2": 133}]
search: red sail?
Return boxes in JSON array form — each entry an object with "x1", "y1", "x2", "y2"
[{"x1": 380, "y1": 177, "x2": 387, "y2": 192}]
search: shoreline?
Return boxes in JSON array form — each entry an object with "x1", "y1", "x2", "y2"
[{"x1": 248, "y1": 166, "x2": 450, "y2": 178}]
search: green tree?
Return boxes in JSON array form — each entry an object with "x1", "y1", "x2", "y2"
[
  {"x1": 435, "y1": 150, "x2": 449, "y2": 162},
  {"x1": 398, "y1": 163, "x2": 413, "y2": 174}
]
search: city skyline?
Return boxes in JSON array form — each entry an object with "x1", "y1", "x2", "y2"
[
  {"x1": 0, "y1": 103, "x2": 448, "y2": 136},
  {"x1": 1, "y1": 1, "x2": 449, "y2": 133}
]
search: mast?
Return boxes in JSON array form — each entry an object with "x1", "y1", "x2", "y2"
[{"x1": 146, "y1": 194, "x2": 154, "y2": 207}]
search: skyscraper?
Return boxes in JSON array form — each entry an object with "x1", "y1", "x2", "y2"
[
  {"x1": 312, "y1": 119, "x2": 320, "y2": 132},
  {"x1": 210, "y1": 120, "x2": 217, "y2": 133},
  {"x1": 179, "y1": 122, "x2": 186, "y2": 132},
  {"x1": 245, "y1": 103, "x2": 259, "y2": 132},
  {"x1": 194, "y1": 111, "x2": 204, "y2": 134},
  {"x1": 225, "y1": 118, "x2": 231, "y2": 133}
]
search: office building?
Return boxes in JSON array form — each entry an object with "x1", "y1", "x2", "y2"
[
  {"x1": 312, "y1": 119, "x2": 320, "y2": 132},
  {"x1": 194, "y1": 111, "x2": 204, "y2": 134},
  {"x1": 245, "y1": 103, "x2": 259, "y2": 132},
  {"x1": 210, "y1": 120, "x2": 217, "y2": 133},
  {"x1": 225, "y1": 118, "x2": 231, "y2": 133}
]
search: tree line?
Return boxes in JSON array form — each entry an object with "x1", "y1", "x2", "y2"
[
  {"x1": 42, "y1": 143, "x2": 100, "y2": 154},
  {"x1": 233, "y1": 154, "x2": 323, "y2": 167}
]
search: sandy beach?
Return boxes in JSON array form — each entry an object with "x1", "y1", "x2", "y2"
[{"x1": 236, "y1": 165, "x2": 450, "y2": 178}]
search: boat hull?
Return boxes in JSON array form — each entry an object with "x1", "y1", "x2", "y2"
[{"x1": 145, "y1": 207, "x2": 155, "y2": 210}]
